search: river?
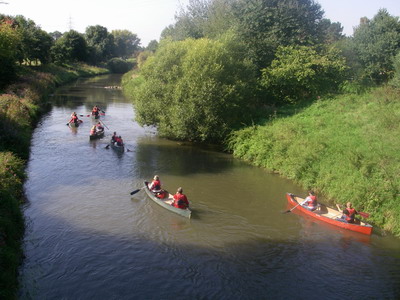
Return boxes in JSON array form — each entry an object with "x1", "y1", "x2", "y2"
[{"x1": 18, "y1": 74, "x2": 400, "y2": 299}]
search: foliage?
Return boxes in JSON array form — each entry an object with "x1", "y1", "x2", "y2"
[
  {"x1": 261, "y1": 45, "x2": 348, "y2": 103},
  {"x1": 233, "y1": 0, "x2": 325, "y2": 69},
  {"x1": 51, "y1": 30, "x2": 88, "y2": 64},
  {"x1": 228, "y1": 86, "x2": 400, "y2": 236},
  {"x1": 0, "y1": 152, "x2": 25, "y2": 300},
  {"x1": 352, "y1": 9, "x2": 400, "y2": 84},
  {"x1": 85, "y1": 25, "x2": 114, "y2": 64},
  {"x1": 107, "y1": 57, "x2": 135, "y2": 73},
  {"x1": 111, "y1": 29, "x2": 140, "y2": 58},
  {"x1": 126, "y1": 36, "x2": 258, "y2": 142},
  {"x1": 12, "y1": 15, "x2": 53, "y2": 65},
  {"x1": 146, "y1": 39, "x2": 159, "y2": 52},
  {"x1": 0, "y1": 19, "x2": 21, "y2": 87}
]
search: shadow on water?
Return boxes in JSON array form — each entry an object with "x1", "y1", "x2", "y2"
[{"x1": 18, "y1": 211, "x2": 400, "y2": 300}]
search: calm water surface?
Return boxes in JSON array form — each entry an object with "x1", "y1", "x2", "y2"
[{"x1": 18, "y1": 75, "x2": 400, "y2": 299}]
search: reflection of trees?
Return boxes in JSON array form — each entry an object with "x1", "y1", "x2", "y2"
[
  {"x1": 134, "y1": 138, "x2": 234, "y2": 178},
  {"x1": 50, "y1": 74, "x2": 129, "y2": 111}
]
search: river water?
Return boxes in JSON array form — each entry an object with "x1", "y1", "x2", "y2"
[{"x1": 18, "y1": 74, "x2": 400, "y2": 299}]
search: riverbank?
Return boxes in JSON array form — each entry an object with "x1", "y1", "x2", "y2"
[
  {"x1": 227, "y1": 85, "x2": 400, "y2": 237},
  {"x1": 0, "y1": 63, "x2": 108, "y2": 299}
]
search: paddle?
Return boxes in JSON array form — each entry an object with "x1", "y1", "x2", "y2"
[
  {"x1": 359, "y1": 211, "x2": 370, "y2": 218},
  {"x1": 282, "y1": 194, "x2": 302, "y2": 213},
  {"x1": 105, "y1": 144, "x2": 110, "y2": 149},
  {"x1": 99, "y1": 120, "x2": 109, "y2": 130},
  {"x1": 130, "y1": 187, "x2": 144, "y2": 195},
  {"x1": 80, "y1": 114, "x2": 90, "y2": 117}
]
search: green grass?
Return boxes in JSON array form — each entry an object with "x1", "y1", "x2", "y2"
[{"x1": 228, "y1": 86, "x2": 400, "y2": 236}]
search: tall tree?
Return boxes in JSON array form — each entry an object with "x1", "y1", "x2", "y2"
[
  {"x1": 51, "y1": 30, "x2": 87, "y2": 64},
  {"x1": 0, "y1": 18, "x2": 21, "y2": 86},
  {"x1": 233, "y1": 0, "x2": 324, "y2": 69},
  {"x1": 352, "y1": 9, "x2": 400, "y2": 84},
  {"x1": 112, "y1": 29, "x2": 140, "y2": 58},
  {"x1": 85, "y1": 25, "x2": 114, "y2": 64}
]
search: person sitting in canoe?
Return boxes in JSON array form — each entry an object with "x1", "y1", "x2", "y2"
[
  {"x1": 91, "y1": 105, "x2": 100, "y2": 118},
  {"x1": 90, "y1": 125, "x2": 97, "y2": 135},
  {"x1": 300, "y1": 190, "x2": 318, "y2": 211},
  {"x1": 111, "y1": 132, "x2": 118, "y2": 144},
  {"x1": 172, "y1": 187, "x2": 189, "y2": 209},
  {"x1": 149, "y1": 175, "x2": 162, "y2": 192},
  {"x1": 69, "y1": 112, "x2": 80, "y2": 124},
  {"x1": 96, "y1": 122, "x2": 104, "y2": 132},
  {"x1": 336, "y1": 202, "x2": 359, "y2": 223},
  {"x1": 115, "y1": 136, "x2": 124, "y2": 146},
  {"x1": 148, "y1": 175, "x2": 167, "y2": 198}
]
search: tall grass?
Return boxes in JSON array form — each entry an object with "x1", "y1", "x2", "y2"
[{"x1": 228, "y1": 86, "x2": 400, "y2": 236}]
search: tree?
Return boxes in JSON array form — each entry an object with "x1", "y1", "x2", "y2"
[
  {"x1": 233, "y1": 0, "x2": 325, "y2": 69},
  {"x1": 0, "y1": 19, "x2": 21, "y2": 86},
  {"x1": 261, "y1": 45, "x2": 348, "y2": 103},
  {"x1": 352, "y1": 9, "x2": 400, "y2": 84},
  {"x1": 129, "y1": 35, "x2": 257, "y2": 142},
  {"x1": 112, "y1": 29, "x2": 140, "y2": 58},
  {"x1": 85, "y1": 25, "x2": 114, "y2": 64},
  {"x1": 51, "y1": 30, "x2": 87, "y2": 64},
  {"x1": 146, "y1": 39, "x2": 159, "y2": 52},
  {"x1": 12, "y1": 15, "x2": 53, "y2": 65}
]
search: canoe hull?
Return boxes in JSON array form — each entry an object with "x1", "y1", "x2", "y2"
[
  {"x1": 286, "y1": 193, "x2": 373, "y2": 235},
  {"x1": 89, "y1": 131, "x2": 104, "y2": 140},
  {"x1": 143, "y1": 181, "x2": 191, "y2": 218},
  {"x1": 68, "y1": 120, "x2": 82, "y2": 128},
  {"x1": 110, "y1": 142, "x2": 124, "y2": 152}
]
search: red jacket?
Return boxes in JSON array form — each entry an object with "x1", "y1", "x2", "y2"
[
  {"x1": 344, "y1": 207, "x2": 357, "y2": 223},
  {"x1": 173, "y1": 193, "x2": 189, "y2": 209},
  {"x1": 305, "y1": 195, "x2": 317, "y2": 209}
]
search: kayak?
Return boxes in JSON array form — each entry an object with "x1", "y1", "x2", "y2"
[
  {"x1": 110, "y1": 142, "x2": 124, "y2": 153},
  {"x1": 286, "y1": 193, "x2": 373, "y2": 235},
  {"x1": 89, "y1": 130, "x2": 104, "y2": 140},
  {"x1": 143, "y1": 181, "x2": 191, "y2": 218}
]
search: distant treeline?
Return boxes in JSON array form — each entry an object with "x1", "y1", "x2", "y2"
[
  {"x1": 123, "y1": 0, "x2": 400, "y2": 143},
  {"x1": 0, "y1": 14, "x2": 141, "y2": 88}
]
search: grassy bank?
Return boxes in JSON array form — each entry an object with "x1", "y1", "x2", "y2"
[
  {"x1": 0, "y1": 63, "x2": 108, "y2": 299},
  {"x1": 228, "y1": 86, "x2": 400, "y2": 237}
]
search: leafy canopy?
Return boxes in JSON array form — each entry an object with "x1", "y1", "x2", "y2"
[{"x1": 130, "y1": 36, "x2": 257, "y2": 142}]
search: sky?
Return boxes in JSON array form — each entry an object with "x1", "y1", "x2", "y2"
[{"x1": 1, "y1": 0, "x2": 399, "y2": 47}]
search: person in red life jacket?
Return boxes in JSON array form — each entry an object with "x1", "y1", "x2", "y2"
[
  {"x1": 336, "y1": 202, "x2": 359, "y2": 223},
  {"x1": 148, "y1": 175, "x2": 162, "y2": 192},
  {"x1": 172, "y1": 187, "x2": 189, "y2": 209},
  {"x1": 96, "y1": 122, "x2": 104, "y2": 133},
  {"x1": 90, "y1": 125, "x2": 97, "y2": 135},
  {"x1": 111, "y1": 132, "x2": 117, "y2": 144},
  {"x1": 115, "y1": 136, "x2": 124, "y2": 146},
  {"x1": 91, "y1": 106, "x2": 100, "y2": 118},
  {"x1": 300, "y1": 190, "x2": 318, "y2": 211},
  {"x1": 69, "y1": 112, "x2": 80, "y2": 124}
]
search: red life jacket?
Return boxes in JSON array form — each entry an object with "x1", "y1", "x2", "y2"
[
  {"x1": 71, "y1": 115, "x2": 78, "y2": 123},
  {"x1": 345, "y1": 208, "x2": 356, "y2": 222},
  {"x1": 151, "y1": 180, "x2": 161, "y2": 191},
  {"x1": 306, "y1": 195, "x2": 317, "y2": 208},
  {"x1": 173, "y1": 193, "x2": 188, "y2": 209}
]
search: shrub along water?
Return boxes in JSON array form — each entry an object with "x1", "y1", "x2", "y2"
[
  {"x1": 0, "y1": 63, "x2": 108, "y2": 299},
  {"x1": 228, "y1": 85, "x2": 400, "y2": 237}
]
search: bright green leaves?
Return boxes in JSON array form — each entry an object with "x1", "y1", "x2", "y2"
[
  {"x1": 261, "y1": 45, "x2": 348, "y2": 103},
  {"x1": 129, "y1": 37, "x2": 257, "y2": 142}
]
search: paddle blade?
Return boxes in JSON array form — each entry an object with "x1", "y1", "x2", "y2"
[
  {"x1": 359, "y1": 211, "x2": 370, "y2": 218},
  {"x1": 130, "y1": 189, "x2": 140, "y2": 195},
  {"x1": 281, "y1": 210, "x2": 291, "y2": 214}
]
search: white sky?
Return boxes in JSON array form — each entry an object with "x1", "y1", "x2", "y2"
[{"x1": 1, "y1": 0, "x2": 399, "y2": 47}]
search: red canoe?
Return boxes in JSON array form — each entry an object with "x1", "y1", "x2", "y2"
[{"x1": 286, "y1": 193, "x2": 373, "y2": 235}]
